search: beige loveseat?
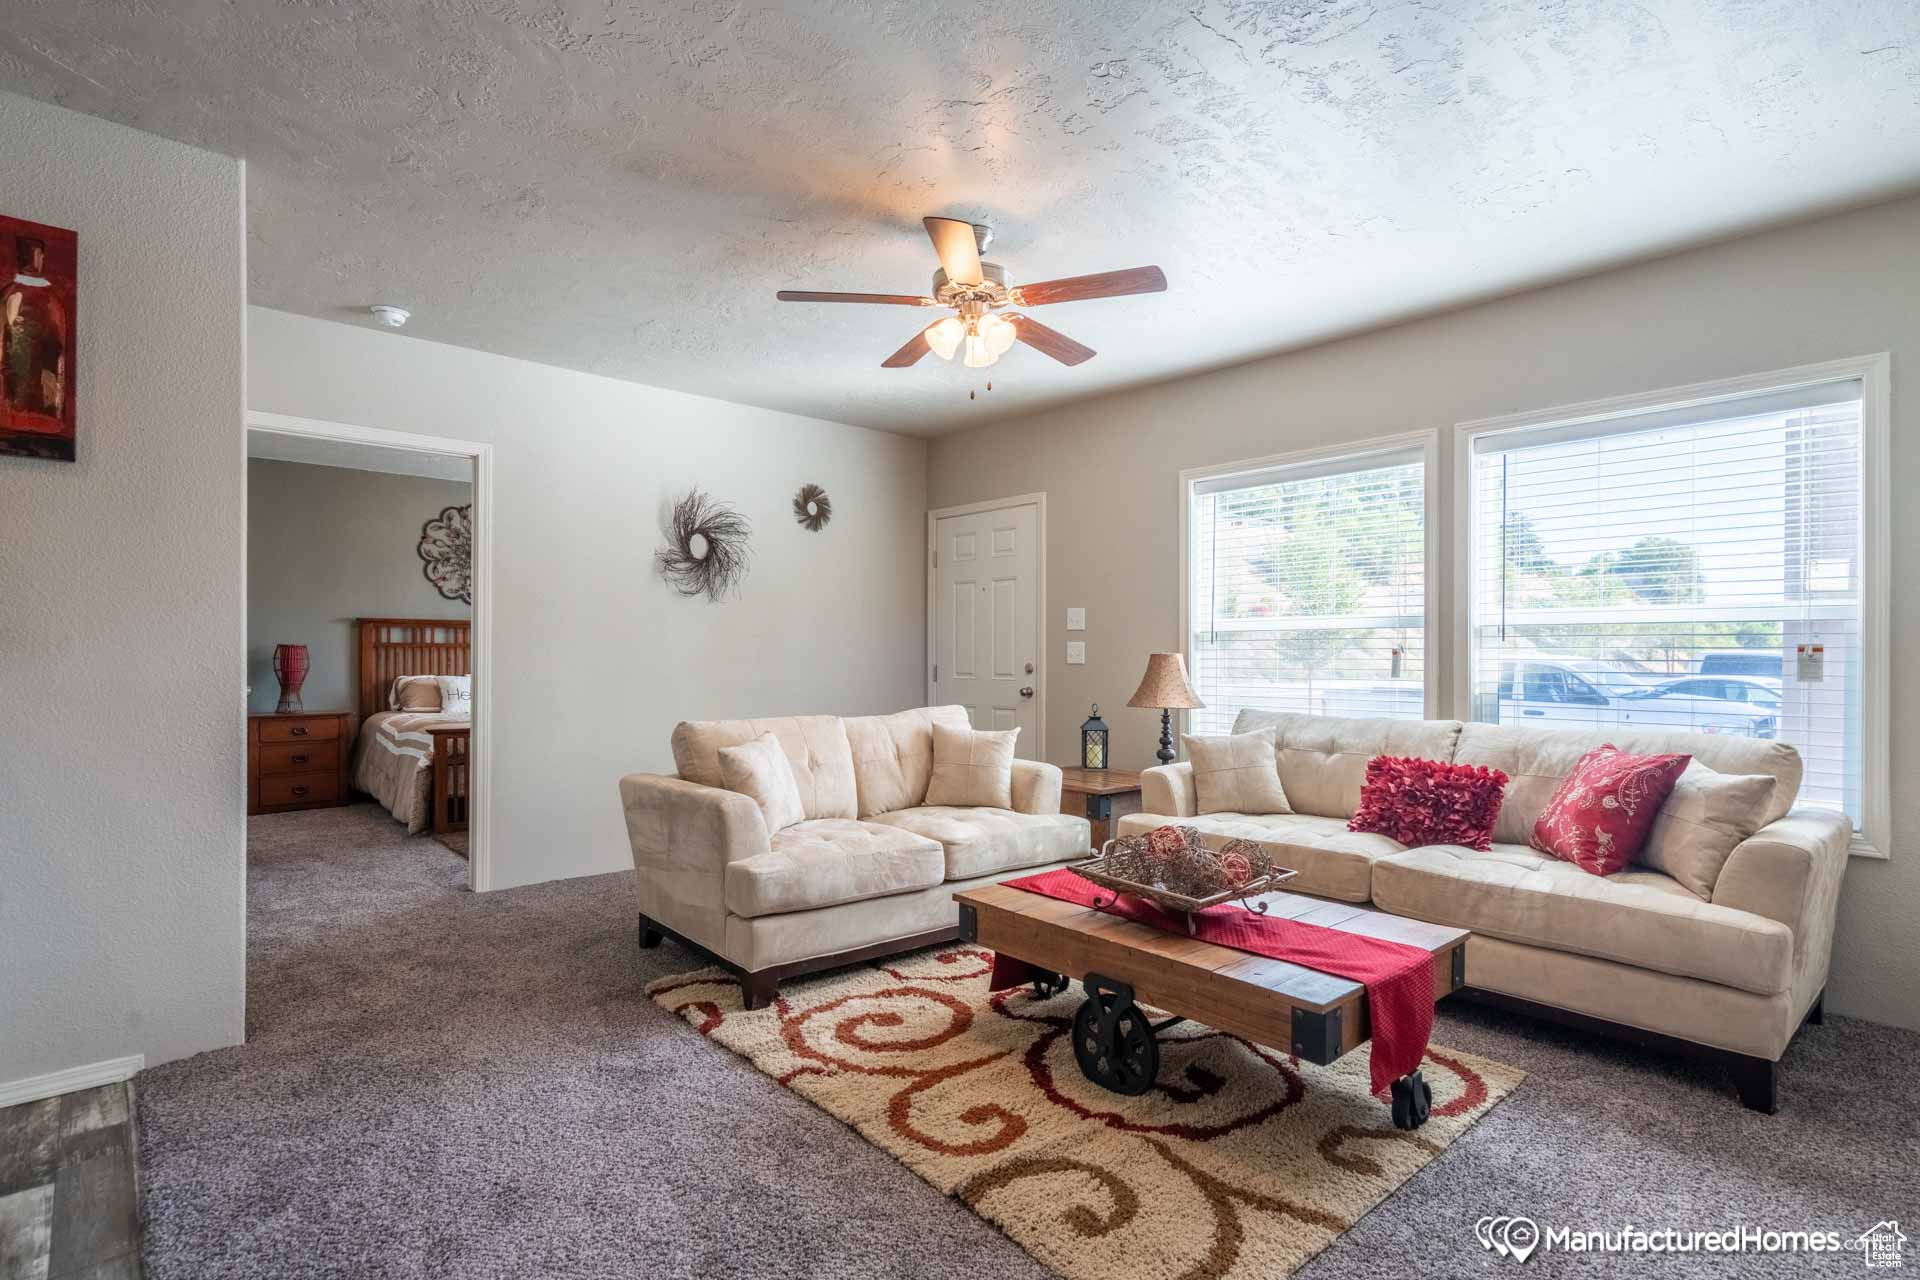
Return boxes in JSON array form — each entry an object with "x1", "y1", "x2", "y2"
[
  {"x1": 620, "y1": 705, "x2": 1088, "y2": 1007},
  {"x1": 1123, "y1": 709, "x2": 1851, "y2": 1111}
]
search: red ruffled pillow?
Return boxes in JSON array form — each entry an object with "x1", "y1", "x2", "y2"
[
  {"x1": 1531, "y1": 744, "x2": 1691, "y2": 876},
  {"x1": 1349, "y1": 756, "x2": 1510, "y2": 851}
]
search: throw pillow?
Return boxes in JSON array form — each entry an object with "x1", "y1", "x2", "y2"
[
  {"x1": 1637, "y1": 763, "x2": 1775, "y2": 898},
  {"x1": 1182, "y1": 730, "x2": 1291, "y2": 815},
  {"x1": 1348, "y1": 756, "x2": 1509, "y2": 851},
  {"x1": 925, "y1": 724, "x2": 1020, "y2": 809},
  {"x1": 389, "y1": 675, "x2": 442, "y2": 712},
  {"x1": 718, "y1": 732, "x2": 807, "y2": 833},
  {"x1": 434, "y1": 674, "x2": 472, "y2": 718},
  {"x1": 1531, "y1": 745, "x2": 1691, "y2": 876}
]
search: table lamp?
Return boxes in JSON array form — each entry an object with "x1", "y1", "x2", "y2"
[{"x1": 1126, "y1": 652, "x2": 1204, "y2": 765}]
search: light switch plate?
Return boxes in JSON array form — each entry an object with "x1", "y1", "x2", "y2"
[
  {"x1": 1066, "y1": 641, "x2": 1086, "y2": 665},
  {"x1": 1066, "y1": 607, "x2": 1086, "y2": 631}
]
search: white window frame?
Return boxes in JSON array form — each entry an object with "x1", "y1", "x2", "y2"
[
  {"x1": 1451, "y1": 355, "x2": 1892, "y2": 860},
  {"x1": 1179, "y1": 430, "x2": 1443, "y2": 738}
]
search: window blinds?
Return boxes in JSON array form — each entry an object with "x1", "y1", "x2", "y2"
[
  {"x1": 1190, "y1": 449, "x2": 1426, "y2": 735},
  {"x1": 1468, "y1": 381, "x2": 1865, "y2": 824}
]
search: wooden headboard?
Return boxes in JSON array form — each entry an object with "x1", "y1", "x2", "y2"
[{"x1": 357, "y1": 617, "x2": 471, "y2": 721}]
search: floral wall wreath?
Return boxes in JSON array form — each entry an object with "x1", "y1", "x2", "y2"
[
  {"x1": 418, "y1": 504, "x2": 473, "y2": 604},
  {"x1": 657, "y1": 488, "x2": 751, "y2": 601}
]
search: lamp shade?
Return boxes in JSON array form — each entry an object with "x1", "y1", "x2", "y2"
[{"x1": 1126, "y1": 652, "x2": 1204, "y2": 710}]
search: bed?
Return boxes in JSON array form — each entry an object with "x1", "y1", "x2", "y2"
[{"x1": 352, "y1": 617, "x2": 471, "y2": 841}]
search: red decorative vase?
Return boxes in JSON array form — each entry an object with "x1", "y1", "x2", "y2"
[{"x1": 272, "y1": 643, "x2": 310, "y2": 713}]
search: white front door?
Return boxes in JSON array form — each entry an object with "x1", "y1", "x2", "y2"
[{"x1": 932, "y1": 502, "x2": 1041, "y2": 757}]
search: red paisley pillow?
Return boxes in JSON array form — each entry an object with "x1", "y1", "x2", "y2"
[
  {"x1": 1349, "y1": 756, "x2": 1510, "y2": 851},
  {"x1": 1531, "y1": 745, "x2": 1691, "y2": 876}
]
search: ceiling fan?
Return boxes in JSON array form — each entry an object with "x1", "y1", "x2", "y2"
[{"x1": 776, "y1": 217, "x2": 1167, "y2": 370}]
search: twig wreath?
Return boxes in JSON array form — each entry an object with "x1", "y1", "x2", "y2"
[
  {"x1": 656, "y1": 488, "x2": 751, "y2": 600},
  {"x1": 793, "y1": 483, "x2": 832, "y2": 532}
]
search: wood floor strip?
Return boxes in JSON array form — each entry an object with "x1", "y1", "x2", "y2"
[
  {"x1": 0, "y1": 1098, "x2": 60, "y2": 1197},
  {"x1": 0, "y1": 1183, "x2": 55, "y2": 1280},
  {"x1": 46, "y1": 1125, "x2": 138, "y2": 1278}
]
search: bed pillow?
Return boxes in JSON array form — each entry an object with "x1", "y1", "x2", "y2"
[
  {"x1": 925, "y1": 724, "x2": 1019, "y2": 809},
  {"x1": 1531, "y1": 745, "x2": 1691, "y2": 876},
  {"x1": 435, "y1": 674, "x2": 472, "y2": 718},
  {"x1": 1182, "y1": 730, "x2": 1291, "y2": 815},
  {"x1": 1348, "y1": 756, "x2": 1509, "y2": 851},
  {"x1": 1637, "y1": 763, "x2": 1775, "y2": 898},
  {"x1": 389, "y1": 675, "x2": 443, "y2": 712},
  {"x1": 718, "y1": 732, "x2": 806, "y2": 833}
]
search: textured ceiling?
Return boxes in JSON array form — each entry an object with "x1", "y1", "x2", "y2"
[{"x1": 3, "y1": 2, "x2": 1918, "y2": 435}]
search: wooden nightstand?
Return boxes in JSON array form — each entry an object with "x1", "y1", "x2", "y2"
[
  {"x1": 1057, "y1": 767, "x2": 1144, "y2": 853},
  {"x1": 248, "y1": 711, "x2": 353, "y2": 815}
]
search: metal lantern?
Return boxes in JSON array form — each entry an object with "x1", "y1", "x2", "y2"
[{"x1": 1080, "y1": 703, "x2": 1109, "y2": 770}]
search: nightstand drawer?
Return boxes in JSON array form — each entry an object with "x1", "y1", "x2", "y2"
[
  {"x1": 259, "y1": 739, "x2": 342, "y2": 776},
  {"x1": 259, "y1": 772, "x2": 341, "y2": 808},
  {"x1": 258, "y1": 716, "x2": 342, "y2": 744}
]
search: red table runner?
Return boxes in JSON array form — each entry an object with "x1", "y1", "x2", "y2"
[{"x1": 988, "y1": 868, "x2": 1436, "y2": 1096}]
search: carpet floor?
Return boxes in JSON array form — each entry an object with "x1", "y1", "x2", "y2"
[{"x1": 136, "y1": 803, "x2": 1917, "y2": 1278}]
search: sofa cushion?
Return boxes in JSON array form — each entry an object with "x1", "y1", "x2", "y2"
[
  {"x1": 1231, "y1": 710, "x2": 1464, "y2": 819},
  {"x1": 673, "y1": 715, "x2": 858, "y2": 821},
  {"x1": 1530, "y1": 745, "x2": 1691, "y2": 875},
  {"x1": 926, "y1": 724, "x2": 1020, "y2": 808},
  {"x1": 717, "y1": 732, "x2": 807, "y2": 833},
  {"x1": 843, "y1": 705, "x2": 971, "y2": 817},
  {"x1": 1118, "y1": 811, "x2": 1404, "y2": 903},
  {"x1": 870, "y1": 806, "x2": 1089, "y2": 880},
  {"x1": 1183, "y1": 729, "x2": 1291, "y2": 815},
  {"x1": 724, "y1": 819, "x2": 944, "y2": 918},
  {"x1": 1451, "y1": 723, "x2": 1803, "y2": 847},
  {"x1": 1371, "y1": 843, "x2": 1792, "y2": 995},
  {"x1": 1349, "y1": 755, "x2": 1508, "y2": 851},
  {"x1": 1638, "y1": 763, "x2": 1775, "y2": 899}
]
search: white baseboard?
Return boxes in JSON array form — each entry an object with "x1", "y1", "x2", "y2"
[{"x1": 0, "y1": 1055, "x2": 145, "y2": 1108}]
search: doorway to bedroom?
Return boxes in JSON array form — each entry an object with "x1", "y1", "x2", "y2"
[{"x1": 243, "y1": 416, "x2": 492, "y2": 893}]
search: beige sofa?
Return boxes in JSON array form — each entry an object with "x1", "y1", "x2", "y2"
[
  {"x1": 1122, "y1": 709, "x2": 1851, "y2": 1112},
  {"x1": 620, "y1": 705, "x2": 1088, "y2": 1008}
]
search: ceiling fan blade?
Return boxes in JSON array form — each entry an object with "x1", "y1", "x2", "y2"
[
  {"x1": 776, "y1": 290, "x2": 934, "y2": 305},
  {"x1": 923, "y1": 217, "x2": 983, "y2": 287},
  {"x1": 1008, "y1": 313, "x2": 1095, "y2": 366},
  {"x1": 881, "y1": 321, "x2": 943, "y2": 368},
  {"x1": 1013, "y1": 266, "x2": 1167, "y2": 307}
]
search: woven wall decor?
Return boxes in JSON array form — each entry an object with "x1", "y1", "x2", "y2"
[
  {"x1": 418, "y1": 504, "x2": 473, "y2": 604},
  {"x1": 657, "y1": 488, "x2": 751, "y2": 601},
  {"x1": 793, "y1": 483, "x2": 832, "y2": 532}
]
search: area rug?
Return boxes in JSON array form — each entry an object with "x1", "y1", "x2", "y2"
[{"x1": 649, "y1": 946, "x2": 1523, "y2": 1280}]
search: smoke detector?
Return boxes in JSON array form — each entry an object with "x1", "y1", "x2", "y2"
[{"x1": 369, "y1": 305, "x2": 411, "y2": 329}]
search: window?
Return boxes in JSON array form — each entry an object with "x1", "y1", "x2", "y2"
[
  {"x1": 1186, "y1": 438, "x2": 1432, "y2": 736},
  {"x1": 1463, "y1": 369, "x2": 1884, "y2": 840}
]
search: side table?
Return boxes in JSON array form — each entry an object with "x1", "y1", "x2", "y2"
[{"x1": 1056, "y1": 767, "x2": 1144, "y2": 853}]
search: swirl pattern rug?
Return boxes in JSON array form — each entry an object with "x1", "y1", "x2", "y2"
[{"x1": 650, "y1": 946, "x2": 1522, "y2": 1280}]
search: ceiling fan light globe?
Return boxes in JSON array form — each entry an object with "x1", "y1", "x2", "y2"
[
  {"x1": 926, "y1": 316, "x2": 965, "y2": 361},
  {"x1": 980, "y1": 312, "x2": 1017, "y2": 356},
  {"x1": 962, "y1": 332, "x2": 994, "y2": 368}
]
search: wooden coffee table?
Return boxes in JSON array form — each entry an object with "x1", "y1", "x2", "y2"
[{"x1": 955, "y1": 882, "x2": 1469, "y2": 1128}]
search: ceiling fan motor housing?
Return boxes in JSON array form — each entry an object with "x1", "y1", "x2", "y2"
[{"x1": 933, "y1": 260, "x2": 1009, "y2": 309}]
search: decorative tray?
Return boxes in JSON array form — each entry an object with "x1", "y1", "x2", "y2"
[{"x1": 1068, "y1": 827, "x2": 1298, "y2": 934}]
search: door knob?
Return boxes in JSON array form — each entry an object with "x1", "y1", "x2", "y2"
[{"x1": 1020, "y1": 686, "x2": 1035, "y2": 698}]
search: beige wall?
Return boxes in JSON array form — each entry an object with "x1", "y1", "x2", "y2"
[
  {"x1": 248, "y1": 306, "x2": 929, "y2": 891},
  {"x1": 246, "y1": 458, "x2": 471, "y2": 715},
  {"x1": 929, "y1": 193, "x2": 1920, "y2": 1032},
  {"x1": 0, "y1": 93, "x2": 246, "y2": 1089}
]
